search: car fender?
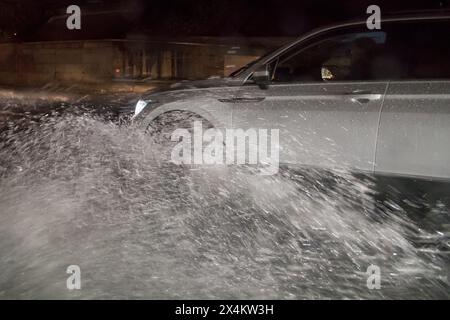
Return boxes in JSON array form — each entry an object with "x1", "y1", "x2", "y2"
[{"x1": 137, "y1": 97, "x2": 233, "y2": 131}]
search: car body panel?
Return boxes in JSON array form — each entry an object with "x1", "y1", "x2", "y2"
[
  {"x1": 136, "y1": 87, "x2": 236, "y2": 130},
  {"x1": 376, "y1": 81, "x2": 450, "y2": 179},
  {"x1": 231, "y1": 82, "x2": 387, "y2": 171}
]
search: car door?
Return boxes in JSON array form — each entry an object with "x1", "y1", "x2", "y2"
[
  {"x1": 231, "y1": 82, "x2": 386, "y2": 171},
  {"x1": 231, "y1": 27, "x2": 389, "y2": 172},
  {"x1": 375, "y1": 19, "x2": 450, "y2": 179}
]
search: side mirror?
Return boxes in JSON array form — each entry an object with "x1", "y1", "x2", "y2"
[{"x1": 253, "y1": 66, "x2": 270, "y2": 90}]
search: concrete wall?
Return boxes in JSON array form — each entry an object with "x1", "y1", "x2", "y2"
[
  {"x1": 0, "y1": 38, "x2": 290, "y2": 87},
  {"x1": 0, "y1": 43, "x2": 17, "y2": 85},
  {"x1": 0, "y1": 41, "x2": 122, "y2": 86}
]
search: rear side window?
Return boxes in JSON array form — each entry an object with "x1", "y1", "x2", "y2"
[
  {"x1": 386, "y1": 19, "x2": 450, "y2": 80},
  {"x1": 271, "y1": 19, "x2": 450, "y2": 82}
]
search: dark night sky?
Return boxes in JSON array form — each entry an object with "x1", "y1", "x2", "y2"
[
  {"x1": 1, "y1": 0, "x2": 449, "y2": 40},
  {"x1": 139, "y1": 0, "x2": 449, "y2": 36}
]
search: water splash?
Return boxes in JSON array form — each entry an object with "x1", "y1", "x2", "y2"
[{"x1": 0, "y1": 112, "x2": 448, "y2": 299}]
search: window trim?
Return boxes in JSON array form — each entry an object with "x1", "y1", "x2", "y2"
[
  {"x1": 270, "y1": 29, "x2": 387, "y2": 83},
  {"x1": 242, "y1": 15, "x2": 450, "y2": 84}
]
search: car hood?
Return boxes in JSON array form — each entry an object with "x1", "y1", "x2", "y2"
[
  {"x1": 131, "y1": 77, "x2": 244, "y2": 118},
  {"x1": 147, "y1": 77, "x2": 243, "y2": 95}
]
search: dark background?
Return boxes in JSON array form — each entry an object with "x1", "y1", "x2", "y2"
[{"x1": 1, "y1": 0, "x2": 449, "y2": 41}]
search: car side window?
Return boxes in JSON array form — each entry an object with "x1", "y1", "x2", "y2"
[
  {"x1": 270, "y1": 19, "x2": 450, "y2": 83},
  {"x1": 386, "y1": 20, "x2": 450, "y2": 80},
  {"x1": 271, "y1": 30, "x2": 388, "y2": 83}
]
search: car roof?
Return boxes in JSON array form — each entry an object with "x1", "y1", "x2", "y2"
[{"x1": 237, "y1": 13, "x2": 450, "y2": 81}]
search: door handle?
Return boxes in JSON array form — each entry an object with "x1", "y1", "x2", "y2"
[
  {"x1": 343, "y1": 91, "x2": 382, "y2": 104},
  {"x1": 218, "y1": 97, "x2": 266, "y2": 103},
  {"x1": 345, "y1": 89, "x2": 373, "y2": 95}
]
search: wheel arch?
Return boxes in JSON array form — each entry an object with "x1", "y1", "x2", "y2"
[{"x1": 137, "y1": 99, "x2": 231, "y2": 131}]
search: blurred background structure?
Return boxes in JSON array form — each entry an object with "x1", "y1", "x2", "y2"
[{"x1": 0, "y1": 0, "x2": 448, "y2": 87}]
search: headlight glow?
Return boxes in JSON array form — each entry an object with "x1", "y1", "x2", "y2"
[{"x1": 134, "y1": 99, "x2": 148, "y2": 117}]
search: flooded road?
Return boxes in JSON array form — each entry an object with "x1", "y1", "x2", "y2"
[{"x1": 0, "y1": 95, "x2": 449, "y2": 299}]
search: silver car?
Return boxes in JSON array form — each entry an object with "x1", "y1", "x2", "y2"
[{"x1": 134, "y1": 13, "x2": 450, "y2": 180}]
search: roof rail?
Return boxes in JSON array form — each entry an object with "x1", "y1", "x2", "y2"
[{"x1": 387, "y1": 8, "x2": 450, "y2": 16}]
